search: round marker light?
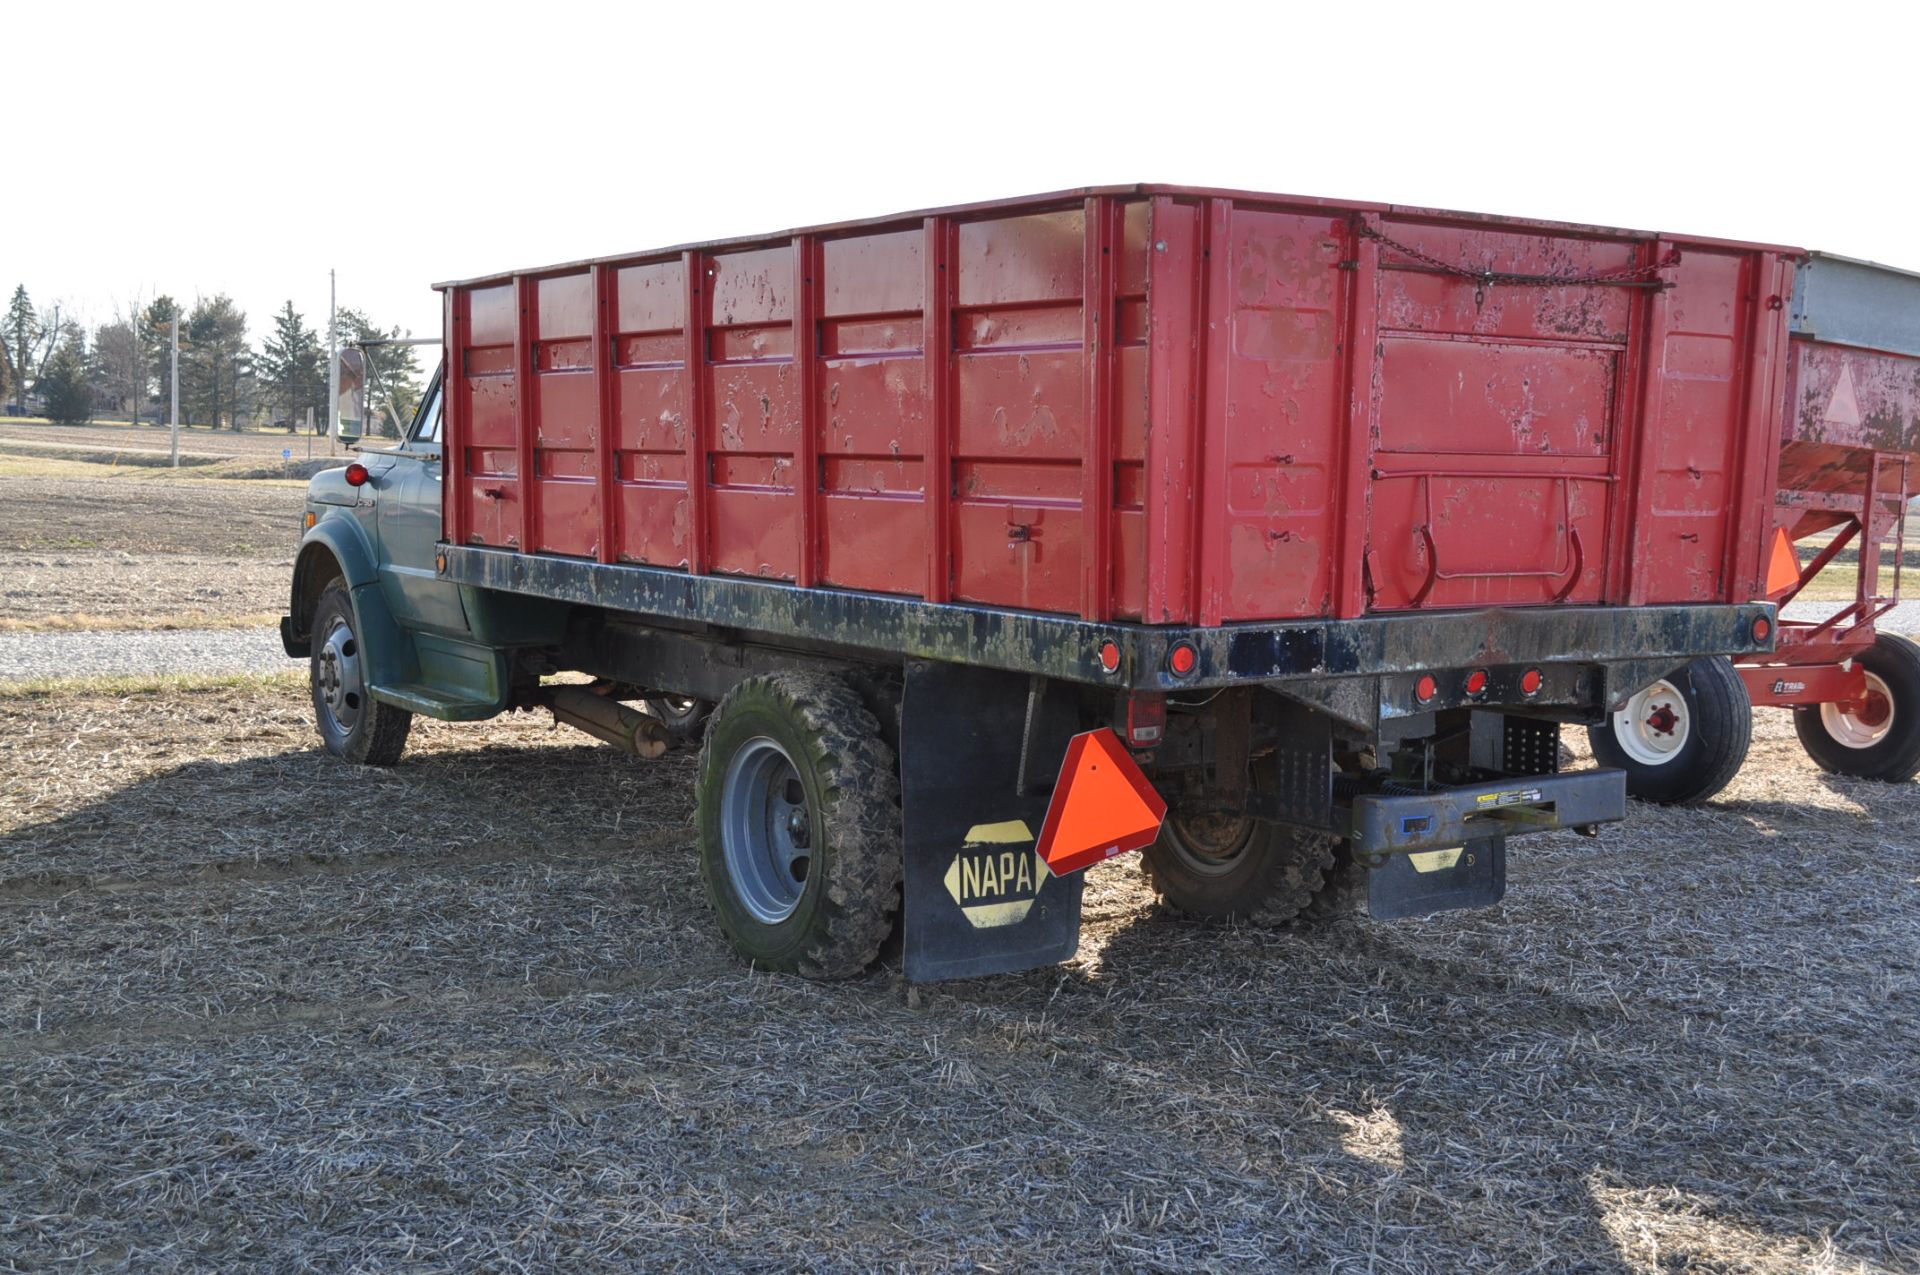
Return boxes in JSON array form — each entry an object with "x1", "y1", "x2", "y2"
[
  {"x1": 344, "y1": 462, "x2": 371, "y2": 487},
  {"x1": 1168, "y1": 642, "x2": 1199, "y2": 678},
  {"x1": 1414, "y1": 674, "x2": 1438, "y2": 703},
  {"x1": 1465, "y1": 670, "x2": 1488, "y2": 697},
  {"x1": 1753, "y1": 615, "x2": 1772, "y2": 643},
  {"x1": 1521, "y1": 668, "x2": 1544, "y2": 696},
  {"x1": 1098, "y1": 640, "x2": 1122, "y2": 674}
]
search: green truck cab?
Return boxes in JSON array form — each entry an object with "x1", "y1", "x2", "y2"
[{"x1": 281, "y1": 364, "x2": 563, "y2": 761}]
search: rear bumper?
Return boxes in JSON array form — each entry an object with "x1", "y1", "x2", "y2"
[{"x1": 1350, "y1": 769, "x2": 1627, "y2": 856}]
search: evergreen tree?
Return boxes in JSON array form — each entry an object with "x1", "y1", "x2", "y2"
[
  {"x1": 182, "y1": 295, "x2": 252, "y2": 429},
  {"x1": 141, "y1": 295, "x2": 183, "y2": 424},
  {"x1": 3, "y1": 286, "x2": 43, "y2": 413},
  {"x1": 40, "y1": 334, "x2": 93, "y2": 425},
  {"x1": 258, "y1": 301, "x2": 325, "y2": 431}
]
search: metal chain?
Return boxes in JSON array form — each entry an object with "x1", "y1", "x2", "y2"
[{"x1": 1359, "y1": 224, "x2": 1678, "y2": 291}]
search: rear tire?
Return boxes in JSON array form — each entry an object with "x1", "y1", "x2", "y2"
[
  {"x1": 695, "y1": 673, "x2": 901, "y2": 979},
  {"x1": 1587, "y1": 656, "x2": 1749, "y2": 805},
  {"x1": 309, "y1": 583, "x2": 411, "y2": 766},
  {"x1": 1299, "y1": 838, "x2": 1366, "y2": 922},
  {"x1": 1141, "y1": 806, "x2": 1336, "y2": 926},
  {"x1": 1794, "y1": 634, "x2": 1920, "y2": 781}
]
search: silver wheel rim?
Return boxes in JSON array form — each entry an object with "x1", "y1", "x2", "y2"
[
  {"x1": 720, "y1": 737, "x2": 812, "y2": 923},
  {"x1": 314, "y1": 617, "x2": 364, "y2": 738},
  {"x1": 1821, "y1": 671, "x2": 1894, "y2": 750},
  {"x1": 1613, "y1": 679, "x2": 1689, "y2": 766}
]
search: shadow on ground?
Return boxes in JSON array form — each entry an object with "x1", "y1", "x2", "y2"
[{"x1": 0, "y1": 691, "x2": 1913, "y2": 1271}]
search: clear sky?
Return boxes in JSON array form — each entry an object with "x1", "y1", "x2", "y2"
[{"x1": 12, "y1": 0, "x2": 1918, "y2": 348}]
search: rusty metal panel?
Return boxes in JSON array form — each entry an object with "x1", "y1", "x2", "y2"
[
  {"x1": 1197, "y1": 203, "x2": 1350, "y2": 624},
  {"x1": 609, "y1": 259, "x2": 690, "y2": 568},
  {"x1": 1785, "y1": 254, "x2": 1920, "y2": 458},
  {"x1": 530, "y1": 271, "x2": 598, "y2": 559},
  {"x1": 439, "y1": 185, "x2": 1799, "y2": 631}
]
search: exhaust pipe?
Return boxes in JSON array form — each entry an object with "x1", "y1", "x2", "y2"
[{"x1": 543, "y1": 686, "x2": 670, "y2": 759}]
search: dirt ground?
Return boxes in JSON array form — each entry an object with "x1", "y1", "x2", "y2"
[
  {"x1": 0, "y1": 473, "x2": 301, "y2": 628},
  {"x1": 0, "y1": 680, "x2": 1913, "y2": 1272},
  {"x1": 0, "y1": 419, "x2": 343, "y2": 461}
]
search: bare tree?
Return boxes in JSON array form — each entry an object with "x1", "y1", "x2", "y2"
[{"x1": 90, "y1": 320, "x2": 142, "y2": 418}]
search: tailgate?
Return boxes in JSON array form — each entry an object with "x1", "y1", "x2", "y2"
[{"x1": 1355, "y1": 220, "x2": 1789, "y2": 614}]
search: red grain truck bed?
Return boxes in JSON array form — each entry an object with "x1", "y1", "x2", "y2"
[{"x1": 438, "y1": 183, "x2": 1797, "y2": 628}]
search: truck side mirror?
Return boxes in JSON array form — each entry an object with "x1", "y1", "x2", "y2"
[{"x1": 335, "y1": 348, "x2": 367, "y2": 444}]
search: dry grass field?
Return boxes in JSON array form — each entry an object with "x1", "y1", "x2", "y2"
[
  {"x1": 0, "y1": 466, "x2": 300, "y2": 631},
  {"x1": 0, "y1": 454, "x2": 1916, "y2": 1271},
  {"x1": 0, "y1": 678, "x2": 1914, "y2": 1272},
  {"x1": 0, "y1": 418, "x2": 346, "y2": 462}
]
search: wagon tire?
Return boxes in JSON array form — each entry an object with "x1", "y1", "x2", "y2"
[
  {"x1": 309, "y1": 583, "x2": 411, "y2": 766},
  {"x1": 1793, "y1": 634, "x2": 1920, "y2": 782},
  {"x1": 1587, "y1": 656, "x2": 1749, "y2": 805},
  {"x1": 1142, "y1": 807, "x2": 1336, "y2": 927},
  {"x1": 695, "y1": 673, "x2": 901, "y2": 979}
]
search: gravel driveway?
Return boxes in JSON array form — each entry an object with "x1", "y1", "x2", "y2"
[{"x1": 0, "y1": 626, "x2": 290, "y2": 683}]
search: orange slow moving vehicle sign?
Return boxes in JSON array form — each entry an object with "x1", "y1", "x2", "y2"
[{"x1": 1035, "y1": 728, "x2": 1169, "y2": 876}]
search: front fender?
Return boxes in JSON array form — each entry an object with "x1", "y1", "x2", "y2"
[{"x1": 283, "y1": 515, "x2": 383, "y2": 658}]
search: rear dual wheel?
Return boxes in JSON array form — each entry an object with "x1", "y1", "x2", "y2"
[
  {"x1": 1142, "y1": 806, "x2": 1338, "y2": 926},
  {"x1": 1794, "y1": 634, "x2": 1920, "y2": 782},
  {"x1": 695, "y1": 673, "x2": 901, "y2": 979}
]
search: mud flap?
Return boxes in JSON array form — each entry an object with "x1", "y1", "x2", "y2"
[
  {"x1": 1367, "y1": 836, "x2": 1506, "y2": 920},
  {"x1": 899, "y1": 661, "x2": 1084, "y2": 982}
]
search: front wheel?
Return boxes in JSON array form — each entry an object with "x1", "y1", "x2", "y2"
[
  {"x1": 695, "y1": 673, "x2": 901, "y2": 979},
  {"x1": 1793, "y1": 634, "x2": 1920, "y2": 781},
  {"x1": 1586, "y1": 656, "x2": 1750, "y2": 805},
  {"x1": 308, "y1": 583, "x2": 411, "y2": 766}
]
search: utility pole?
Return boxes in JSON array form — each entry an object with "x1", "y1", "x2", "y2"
[
  {"x1": 169, "y1": 317, "x2": 180, "y2": 468},
  {"x1": 326, "y1": 268, "x2": 338, "y2": 456},
  {"x1": 130, "y1": 307, "x2": 143, "y2": 428}
]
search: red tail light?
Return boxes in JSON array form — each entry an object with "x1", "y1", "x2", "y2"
[
  {"x1": 1167, "y1": 642, "x2": 1198, "y2": 678},
  {"x1": 1464, "y1": 670, "x2": 1488, "y2": 697},
  {"x1": 1414, "y1": 674, "x2": 1438, "y2": 703},
  {"x1": 344, "y1": 463, "x2": 371, "y2": 487},
  {"x1": 1521, "y1": 668, "x2": 1544, "y2": 696},
  {"x1": 1123, "y1": 693, "x2": 1166, "y2": 747}
]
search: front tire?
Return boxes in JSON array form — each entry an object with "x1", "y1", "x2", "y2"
[
  {"x1": 695, "y1": 673, "x2": 901, "y2": 979},
  {"x1": 1794, "y1": 634, "x2": 1920, "y2": 781},
  {"x1": 309, "y1": 583, "x2": 411, "y2": 766},
  {"x1": 1587, "y1": 657, "x2": 1749, "y2": 805},
  {"x1": 1141, "y1": 806, "x2": 1336, "y2": 926}
]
